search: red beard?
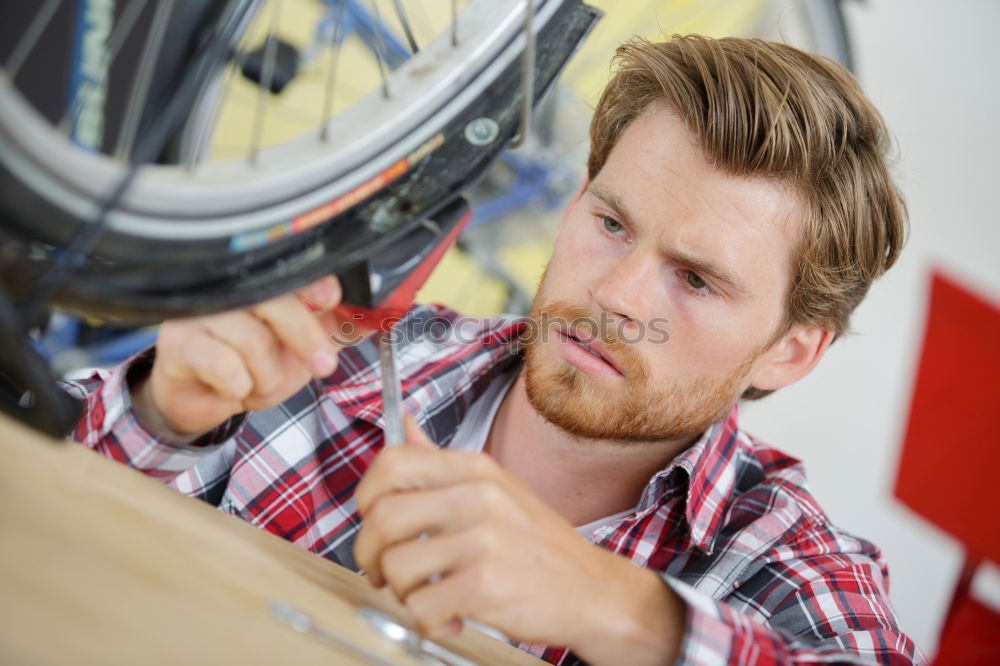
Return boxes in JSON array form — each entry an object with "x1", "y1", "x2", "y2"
[{"x1": 522, "y1": 298, "x2": 756, "y2": 442}]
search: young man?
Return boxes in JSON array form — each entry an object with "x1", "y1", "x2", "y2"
[{"x1": 69, "y1": 36, "x2": 920, "y2": 665}]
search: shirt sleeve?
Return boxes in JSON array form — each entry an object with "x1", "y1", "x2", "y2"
[
  {"x1": 64, "y1": 348, "x2": 245, "y2": 491},
  {"x1": 663, "y1": 559, "x2": 925, "y2": 666}
]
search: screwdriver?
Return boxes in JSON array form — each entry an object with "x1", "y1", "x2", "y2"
[
  {"x1": 377, "y1": 331, "x2": 404, "y2": 446},
  {"x1": 333, "y1": 197, "x2": 471, "y2": 448}
]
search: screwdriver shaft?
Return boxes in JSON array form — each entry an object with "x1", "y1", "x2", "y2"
[{"x1": 378, "y1": 331, "x2": 405, "y2": 446}]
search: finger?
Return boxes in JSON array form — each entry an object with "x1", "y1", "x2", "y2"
[
  {"x1": 242, "y1": 349, "x2": 313, "y2": 412},
  {"x1": 378, "y1": 529, "x2": 479, "y2": 601},
  {"x1": 317, "y1": 307, "x2": 374, "y2": 347},
  {"x1": 354, "y1": 483, "x2": 496, "y2": 585},
  {"x1": 173, "y1": 330, "x2": 254, "y2": 402},
  {"x1": 250, "y1": 294, "x2": 340, "y2": 377},
  {"x1": 404, "y1": 414, "x2": 435, "y2": 449},
  {"x1": 405, "y1": 565, "x2": 495, "y2": 641},
  {"x1": 441, "y1": 618, "x2": 464, "y2": 638},
  {"x1": 355, "y1": 447, "x2": 500, "y2": 517},
  {"x1": 296, "y1": 275, "x2": 342, "y2": 312},
  {"x1": 355, "y1": 489, "x2": 444, "y2": 586},
  {"x1": 201, "y1": 311, "x2": 285, "y2": 397}
]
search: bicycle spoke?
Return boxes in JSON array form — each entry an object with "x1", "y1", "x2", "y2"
[
  {"x1": 4, "y1": 0, "x2": 65, "y2": 81},
  {"x1": 391, "y1": 0, "x2": 419, "y2": 54},
  {"x1": 320, "y1": 0, "x2": 349, "y2": 142},
  {"x1": 451, "y1": 0, "x2": 459, "y2": 47},
  {"x1": 369, "y1": 0, "x2": 392, "y2": 99},
  {"x1": 508, "y1": 0, "x2": 535, "y2": 149},
  {"x1": 114, "y1": 0, "x2": 176, "y2": 160},
  {"x1": 59, "y1": 0, "x2": 151, "y2": 136},
  {"x1": 185, "y1": 57, "x2": 240, "y2": 171},
  {"x1": 248, "y1": 0, "x2": 284, "y2": 165}
]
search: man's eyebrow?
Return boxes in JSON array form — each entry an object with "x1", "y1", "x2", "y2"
[
  {"x1": 586, "y1": 182, "x2": 749, "y2": 297},
  {"x1": 587, "y1": 182, "x2": 633, "y2": 226},
  {"x1": 667, "y1": 249, "x2": 749, "y2": 297}
]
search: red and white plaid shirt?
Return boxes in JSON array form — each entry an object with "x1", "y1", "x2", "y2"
[{"x1": 67, "y1": 305, "x2": 922, "y2": 665}]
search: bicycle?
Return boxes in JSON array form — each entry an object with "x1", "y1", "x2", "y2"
[{"x1": 0, "y1": 0, "x2": 601, "y2": 435}]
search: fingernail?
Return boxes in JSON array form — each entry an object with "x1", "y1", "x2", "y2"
[
  {"x1": 309, "y1": 277, "x2": 340, "y2": 310},
  {"x1": 311, "y1": 349, "x2": 338, "y2": 376},
  {"x1": 445, "y1": 618, "x2": 463, "y2": 637},
  {"x1": 305, "y1": 286, "x2": 330, "y2": 310}
]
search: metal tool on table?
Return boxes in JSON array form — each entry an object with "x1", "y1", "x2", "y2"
[
  {"x1": 268, "y1": 600, "x2": 401, "y2": 666},
  {"x1": 335, "y1": 197, "x2": 471, "y2": 447},
  {"x1": 269, "y1": 599, "x2": 480, "y2": 666},
  {"x1": 357, "y1": 606, "x2": 479, "y2": 666}
]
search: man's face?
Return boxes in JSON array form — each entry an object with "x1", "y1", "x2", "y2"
[{"x1": 523, "y1": 103, "x2": 801, "y2": 443}]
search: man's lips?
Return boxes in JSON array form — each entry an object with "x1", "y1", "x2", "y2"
[{"x1": 561, "y1": 328, "x2": 624, "y2": 376}]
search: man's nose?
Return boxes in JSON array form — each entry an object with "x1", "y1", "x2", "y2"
[{"x1": 592, "y1": 250, "x2": 659, "y2": 324}]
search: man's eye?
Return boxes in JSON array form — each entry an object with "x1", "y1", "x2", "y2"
[
  {"x1": 685, "y1": 270, "x2": 710, "y2": 292},
  {"x1": 602, "y1": 217, "x2": 623, "y2": 234}
]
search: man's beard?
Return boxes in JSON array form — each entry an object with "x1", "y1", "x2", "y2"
[{"x1": 522, "y1": 298, "x2": 761, "y2": 443}]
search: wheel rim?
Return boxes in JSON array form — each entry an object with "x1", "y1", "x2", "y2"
[{"x1": 0, "y1": 0, "x2": 565, "y2": 242}]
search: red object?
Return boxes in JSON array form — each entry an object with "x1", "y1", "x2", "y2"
[
  {"x1": 932, "y1": 595, "x2": 1000, "y2": 666},
  {"x1": 894, "y1": 269, "x2": 1000, "y2": 663},
  {"x1": 895, "y1": 270, "x2": 1000, "y2": 561},
  {"x1": 335, "y1": 207, "x2": 473, "y2": 332}
]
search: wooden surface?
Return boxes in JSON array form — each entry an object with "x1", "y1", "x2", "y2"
[{"x1": 0, "y1": 414, "x2": 541, "y2": 665}]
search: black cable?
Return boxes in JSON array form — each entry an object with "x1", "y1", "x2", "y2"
[{"x1": 0, "y1": 282, "x2": 82, "y2": 438}]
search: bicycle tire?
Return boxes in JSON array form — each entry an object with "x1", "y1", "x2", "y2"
[{"x1": 0, "y1": 0, "x2": 600, "y2": 322}]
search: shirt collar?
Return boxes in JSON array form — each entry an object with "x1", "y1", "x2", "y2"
[{"x1": 644, "y1": 403, "x2": 744, "y2": 555}]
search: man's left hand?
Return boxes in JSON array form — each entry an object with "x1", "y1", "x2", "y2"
[{"x1": 353, "y1": 418, "x2": 685, "y2": 665}]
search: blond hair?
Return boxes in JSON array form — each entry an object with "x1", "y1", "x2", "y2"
[{"x1": 588, "y1": 35, "x2": 907, "y2": 399}]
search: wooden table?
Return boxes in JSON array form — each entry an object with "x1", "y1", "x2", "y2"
[{"x1": 0, "y1": 414, "x2": 541, "y2": 665}]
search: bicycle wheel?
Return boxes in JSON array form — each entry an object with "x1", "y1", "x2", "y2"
[{"x1": 0, "y1": 0, "x2": 600, "y2": 322}]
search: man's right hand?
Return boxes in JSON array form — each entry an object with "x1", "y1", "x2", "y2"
[{"x1": 133, "y1": 276, "x2": 357, "y2": 442}]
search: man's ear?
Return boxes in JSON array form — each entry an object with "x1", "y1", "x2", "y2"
[{"x1": 745, "y1": 324, "x2": 835, "y2": 393}]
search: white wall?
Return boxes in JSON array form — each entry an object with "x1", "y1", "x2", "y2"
[{"x1": 739, "y1": 0, "x2": 1000, "y2": 655}]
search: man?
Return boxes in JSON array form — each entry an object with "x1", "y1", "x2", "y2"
[{"x1": 69, "y1": 35, "x2": 921, "y2": 665}]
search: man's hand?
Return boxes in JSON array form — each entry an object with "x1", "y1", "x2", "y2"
[
  {"x1": 134, "y1": 276, "x2": 358, "y2": 440},
  {"x1": 354, "y1": 418, "x2": 686, "y2": 666}
]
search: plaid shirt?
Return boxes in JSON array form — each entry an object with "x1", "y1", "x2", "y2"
[{"x1": 68, "y1": 304, "x2": 922, "y2": 666}]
